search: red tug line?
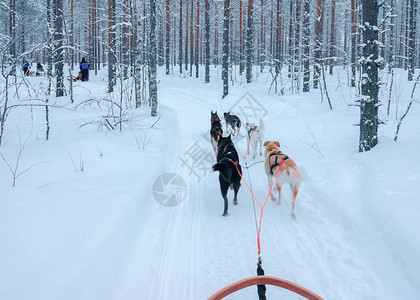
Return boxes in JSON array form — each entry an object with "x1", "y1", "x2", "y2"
[{"x1": 211, "y1": 138, "x2": 323, "y2": 299}]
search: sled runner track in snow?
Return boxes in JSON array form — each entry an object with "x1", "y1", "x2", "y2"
[{"x1": 208, "y1": 275, "x2": 323, "y2": 299}]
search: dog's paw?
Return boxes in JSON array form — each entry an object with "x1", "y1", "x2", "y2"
[
  {"x1": 222, "y1": 212, "x2": 229, "y2": 217},
  {"x1": 233, "y1": 199, "x2": 238, "y2": 205},
  {"x1": 291, "y1": 211, "x2": 296, "y2": 220}
]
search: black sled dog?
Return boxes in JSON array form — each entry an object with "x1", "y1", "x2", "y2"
[
  {"x1": 210, "y1": 111, "x2": 223, "y2": 156},
  {"x1": 212, "y1": 135, "x2": 242, "y2": 216},
  {"x1": 224, "y1": 112, "x2": 241, "y2": 136}
]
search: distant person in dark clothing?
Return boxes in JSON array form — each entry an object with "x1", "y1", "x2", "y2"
[
  {"x1": 36, "y1": 62, "x2": 44, "y2": 76},
  {"x1": 23, "y1": 61, "x2": 30, "y2": 76},
  {"x1": 79, "y1": 57, "x2": 89, "y2": 81}
]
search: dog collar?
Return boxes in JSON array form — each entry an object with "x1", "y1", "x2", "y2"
[{"x1": 247, "y1": 126, "x2": 257, "y2": 138}]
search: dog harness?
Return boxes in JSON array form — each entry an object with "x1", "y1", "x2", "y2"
[
  {"x1": 247, "y1": 126, "x2": 257, "y2": 139},
  {"x1": 269, "y1": 151, "x2": 289, "y2": 175}
]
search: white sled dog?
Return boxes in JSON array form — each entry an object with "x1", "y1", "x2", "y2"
[{"x1": 245, "y1": 118, "x2": 265, "y2": 159}]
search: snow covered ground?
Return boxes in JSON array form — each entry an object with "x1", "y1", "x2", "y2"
[{"x1": 1, "y1": 66, "x2": 419, "y2": 299}]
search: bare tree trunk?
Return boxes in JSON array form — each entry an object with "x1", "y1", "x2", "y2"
[
  {"x1": 54, "y1": 0, "x2": 64, "y2": 97},
  {"x1": 329, "y1": 0, "x2": 336, "y2": 75},
  {"x1": 359, "y1": 0, "x2": 379, "y2": 152},
  {"x1": 185, "y1": 0, "x2": 189, "y2": 71},
  {"x1": 239, "y1": 0, "x2": 244, "y2": 75},
  {"x1": 293, "y1": 0, "x2": 301, "y2": 92},
  {"x1": 150, "y1": 0, "x2": 158, "y2": 116},
  {"x1": 288, "y1": 0, "x2": 294, "y2": 78},
  {"x1": 214, "y1": 1, "x2": 219, "y2": 66},
  {"x1": 302, "y1": 0, "x2": 310, "y2": 92},
  {"x1": 351, "y1": 0, "x2": 356, "y2": 87},
  {"x1": 70, "y1": 0, "x2": 74, "y2": 68},
  {"x1": 408, "y1": 0, "x2": 416, "y2": 81},
  {"x1": 388, "y1": 0, "x2": 394, "y2": 72},
  {"x1": 205, "y1": 0, "x2": 210, "y2": 83},
  {"x1": 179, "y1": 0, "x2": 183, "y2": 73},
  {"x1": 313, "y1": 0, "x2": 323, "y2": 89},
  {"x1": 246, "y1": 0, "x2": 254, "y2": 83},
  {"x1": 222, "y1": 0, "x2": 230, "y2": 98},
  {"x1": 190, "y1": 0, "x2": 194, "y2": 76},
  {"x1": 9, "y1": 0, "x2": 16, "y2": 76},
  {"x1": 274, "y1": 0, "x2": 281, "y2": 76},
  {"x1": 108, "y1": 0, "x2": 116, "y2": 93},
  {"x1": 93, "y1": 0, "x2": 98, "y2": 75},
  {"x1": 260, "y1": 0, "x2": 265, "y2": 72},
  {"x1": 195, "y1": 0, "x2": 200, "y2": 78},
  {"x1": 166, "y1": 0, "x2": 170, "y2": 74}
]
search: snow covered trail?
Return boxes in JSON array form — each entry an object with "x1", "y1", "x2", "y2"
[
  {"x1": 148, "y1": 75, "x2": 419, "y2": 299},
  {"x1": 2, "y1": 69, "x2": 419, "y2": 300}
]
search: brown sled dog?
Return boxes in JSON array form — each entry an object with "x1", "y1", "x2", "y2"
[{"x1": 264, "y1": 141, "x2": 302, "y2": 220}]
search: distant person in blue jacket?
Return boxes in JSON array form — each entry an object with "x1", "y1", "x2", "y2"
[
  {"x1": 79, "y1": 57, "x2": 89, "y2": 81},
  {"x1": 22, "y1": 61, "x2": 30, "y2": 76}
]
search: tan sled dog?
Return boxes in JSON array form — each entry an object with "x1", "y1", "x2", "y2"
[{"x1": 264, "y1": 141, "x2": 302, "y2": 220}]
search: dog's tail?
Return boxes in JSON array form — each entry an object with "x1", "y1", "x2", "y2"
[
  {"x1": 282, "y1": 166, "x2": 307, "y2": 186},
  {"x1": 213, "y1": 162, "x2": 232, "y2": 182},
  {"x1": 258, "y1": 118, "x2": 265, "y2": 132}
]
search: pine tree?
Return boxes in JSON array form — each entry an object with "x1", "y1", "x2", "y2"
[
  {"x1": 302, "y1": 0, "x2": 310, "y2": 92},
  {"x1": 54, "y1": 0, "x2": 64, "y2": 97},
  {"x1": 108, "y1": 0, "x2": 116, "y2": 93},
  {"x1": 166, "y1": 0, "x2": 170, "y2": 75},
  {"x1": 313, "y1": 0, "x2": 323, "y2": 89},
  {"x1": 351, "y1": 0, "x2": 356, "y2": 87},
  {"x1": 195, "y1": 0, "x2": 199, "y2": 78},
  {"x1": 179, "y1": 0, "x2": 183, "y2": 73},
  {"x1": 205, "y1": 0, "x2": 210, "y2": 83},
  {"x1": 246, "y1": 0, "x2": 254, "y2": 83},
  {"x1": 359, "y1": 0, "x2": 379, "y2": 152},
  {"x1": 329, "y1": 0, "x2": 336, "y2": 75},
  {"x1": 407, "y1": 0, "x2": 417, "y2": 81},
  {"x1": 150, "y1": 0, "x2": 158, "y2": 117},
  {"x1": 222, "y1": 0, "x2": 230, "y2": 98}
]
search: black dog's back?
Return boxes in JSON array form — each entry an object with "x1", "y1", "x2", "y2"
[
  {"x1": 211, "y1": 111, "x2": 223, "y2": 142},
  {"x1": 212, "y1": 135, "x2": 242, "y2": 216}
]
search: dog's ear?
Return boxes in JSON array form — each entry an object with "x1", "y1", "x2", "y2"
[
  {"x1": 275, "y1": 141, "x2": 280, "y2": 147},
  {"x1": 263, "y1": 141, "x2": 270, "y2": 146},
  {"x1": 211, "y1": 110, "x2": 215, "y2": 114}
]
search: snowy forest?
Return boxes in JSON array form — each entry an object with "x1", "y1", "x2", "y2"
[
  {"x1": 1, "y1": 0, "x2": 420, "y2": 299},
  {"x1": 1, "y1": 0, "x2": 419, "y2": 150}
]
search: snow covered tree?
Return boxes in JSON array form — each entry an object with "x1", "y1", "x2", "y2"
[
  {"x1": 166, "y1": 0, "x2": 170, "y2": 75},
  {"x1": 53, "y1": 0, "x2": 64, "y2": 97},
  {"x1": 179, "y1": 0, "x2": 183, "y2": 73},
  {"x1": 359, "y1": 0, "x2": 379, "y2": 152},
  {"x1": 150, "y1": 0, "x2": 158, "y2": 117},
  {"x1": 246, "y1": 0, "x2": 254, "y2": 83},
  {"x1": 222, "y1": 0, "x2": 230, "y2": 98},
  {"x1": 107, "y1": 0, "x2": 116, "y2": 93},
  {"x1": 351, "y1": 0, "x2": 357, "y2": 87},
  {"x1": 302, "y1": 0, "x2": 310, "y2": 92},
  {"x1": 205, "y1": 0, "x2": 210, "y2": 83},
  {"x1": 407, "y1": 0, "x2": 417, "y2": 81},
  {"x1": 313, "y1": 0, "x2": 323, "y2": 89}
]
